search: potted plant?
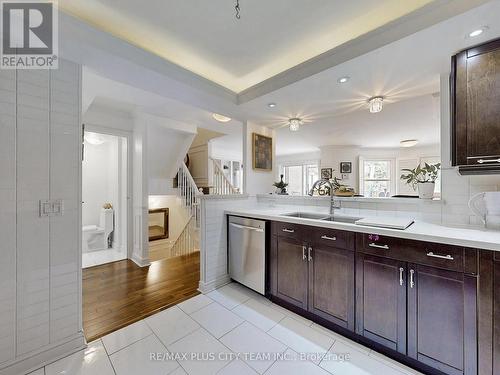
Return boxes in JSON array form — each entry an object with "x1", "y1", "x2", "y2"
[
  {"x1": 401, "y1": 163, "x2": 441, "y2": 199},
  {"x1": 273, "y1": 174, "x2": 288, "y2": 195}
]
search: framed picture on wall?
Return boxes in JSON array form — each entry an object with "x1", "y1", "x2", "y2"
[
  {"x1": 340, "y1": 162, "x2": 352, "y2": 174},
  {"x1": 320, "y1": 168, "x2": 332, "y2": 180},
  {"x1": 252, "y1": 133, "x2": 273, "y2": 171}
]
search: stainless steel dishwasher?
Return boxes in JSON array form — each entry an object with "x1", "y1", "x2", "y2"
[{"x1": 228, "y1": 216, "x2": 266, "y2": 295}]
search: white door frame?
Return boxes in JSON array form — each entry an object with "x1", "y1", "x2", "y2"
[{"x1": 83, "y1": 124, "x2": 133, "y2": 260}]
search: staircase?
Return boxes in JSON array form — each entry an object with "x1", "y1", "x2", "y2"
[
  {"x1": 168, "y1": 162, "x2": 202, "y2": 257},
  {"x1": 211, "y1": 158, "x2": 240, "y2": 195}
]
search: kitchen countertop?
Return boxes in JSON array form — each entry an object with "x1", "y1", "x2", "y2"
[{"x1": 225, "y1": 207, "x2": 500, "y2": 252}]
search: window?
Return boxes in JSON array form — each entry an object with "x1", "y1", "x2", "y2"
[
  {"x1": 279, "y1": 163, "x2": 319, "y2": 195},
  {"x1": 359, "y1": 158, "x2": 395, "y2": 197}
]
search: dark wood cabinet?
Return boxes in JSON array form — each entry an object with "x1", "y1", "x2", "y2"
[
  {"x1": 407, "y1": 264, "x2": 477, "y2": 375},
  {"x1": 493, "y1": 258, "x2": 500, "y2": 374},
  {"x1": 308, "y1": 244, "x2": 355, "y2": 330},
  {"x1": 268, "y1": 220, "x2": 482, "y2": 375},
  {"x1": 273, "y1": 236, "x2": 308, "y2": 310},
  {"x1": 451, "y1": 38, "x2": 500, "y2": 174},
  {"x1": 355, "y1": 254, "x2": 407, "y2": 354}
]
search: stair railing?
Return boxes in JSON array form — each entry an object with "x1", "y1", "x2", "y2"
[{"x1": 211, "y1": 159, "x2": 239, "y2": 195}]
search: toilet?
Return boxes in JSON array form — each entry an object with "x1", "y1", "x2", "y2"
[{"x1": 82, "y1": 208, "x2": 114, "y2": 252}]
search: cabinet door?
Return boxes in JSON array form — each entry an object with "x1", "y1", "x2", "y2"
[
  {"x1": 453, "y1": 39, "x2": 500, "y2": 167},
  {"x1": 274, "y1": 236, "x2": 308, "y2": 310},
  {"x1": 308, "y1": 245, "x2": 354, "y2": 330},
  {"x1": 494, "y1": 260, "x2": 500, "y2": 374},
  {"x1": 408, "y1": 264, "x2": 477, "y2": 375},
  {"x1": 356, "y1": 254, "x2": 407, "y2": 354}
]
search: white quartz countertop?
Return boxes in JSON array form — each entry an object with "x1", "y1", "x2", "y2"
[{"x1": 225, "y1": 207, "x2": 500, "y2": 252}]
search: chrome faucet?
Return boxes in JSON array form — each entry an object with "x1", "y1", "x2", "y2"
[{"x1": 308, "y1": 179, "x2": 342, "y2": 215}]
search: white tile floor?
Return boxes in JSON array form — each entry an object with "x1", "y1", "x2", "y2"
[
  {"x1": 82, "y1": 248, "x2": 126, "y2": 268},
  {"x1": 33, "y1": 283, "x2": 424, "y2": 375}
]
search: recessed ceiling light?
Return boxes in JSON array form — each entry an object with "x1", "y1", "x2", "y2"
[
  {"x1": 288, "y1": 118, "x2": 303, "y2": 132},
  {"x1": 212, "y1": 113, "x2": 231, "y2": 123},
  {"x1": 468, "y1": 27, "x2": 487, "y2": 38},
  {"x1": 337, "y1": 76, "x2": 350, "y2": 84},
  {"x1": 268, "y1": 103, "x2": 277, "y2": 108},
  {"x1": 400, "y1": 139, "x2": 419, "y2": 148},
  {"x1": 368, "y1": 96, "x2": 384, "y2": 113}
]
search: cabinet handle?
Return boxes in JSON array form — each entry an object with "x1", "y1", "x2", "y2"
[
  {"x1": 302, "y1": 246, "x2": 307, "y2": 261},
  {"x1": 426, "y1": 252, "x2": 454, "y2": 260},
  {"x1": 282, "y1": 228, "x2": 295, "y2": 233},
  {"x1": 321, "y1": 235, "x2": 337, "y2": 241},
  {"x1": 409, "y1": 269, "x2": 415, "y2": 288},
  {"x1": 477, "y1": 158, "x2": 500, "y2": 164},
  {"x1": 368, "y1": 243, "x2": 389, "y2": 250},
  {"x1": 399, "y1": 267, "x2": 404, "y2": 286},
  {"x1": 308, "y1": 247, "x2": 313, "y2": 262}
]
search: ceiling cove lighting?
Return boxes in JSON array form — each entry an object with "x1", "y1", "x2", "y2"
[
  {"x1": 468, "y1": 27, "x2": 487, "y2": 38},
  {"x1": 368, "y1": 96, "x2": 384, "y2": 113},
  {"x1": 288, "y1": 118, "x2": 303, "y2": 132},
  {"x1": 212, "y1": 113, "x2": 232, "y2": 123},
  {"x1": 400, "y1": 139, "x2": 419, "y2": 148},
  {"x1": 268, "y1": 103, "x2": 277, "y2": 108},
  {"x1": 337, "y1": 76, "x2": 350, "y2": 84}
]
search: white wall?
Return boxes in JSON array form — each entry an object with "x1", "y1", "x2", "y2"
[
  {"x1": 243, "y1": 122, "x2": 276, "y2": 195},
  {"x1": 0, "y1": 61, "x2": 85, "y2": 375},
  {"x1": 210, "y1": 133, "x2": 243, "y2": 163},
  {"x1": 82, "y1": 136, "x2": 119, "y2": 226},
  {"x1": 145, "y1": 114, "x2": 197, "y2": 195},
  {"x1": 149, "y1": 195, "x2": 190, "y2": 243},
  {"x1": 82, "y1": 134, "x2": 128, "y2": 251},
  {"x1": 319, "y1": 144, "x2": 441, "y2": 193}
]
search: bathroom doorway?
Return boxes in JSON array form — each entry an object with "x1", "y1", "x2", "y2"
[{"x1": 82, "y1": 127, "x2": 130, "y2": 268}]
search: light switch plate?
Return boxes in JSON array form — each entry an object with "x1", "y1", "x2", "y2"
[
  {"x1": 39, "y1": 199, "x2": 64, "y2": 217},
  {"x1": 39, "y1": 200, "x2": 51, "y2": 217}
]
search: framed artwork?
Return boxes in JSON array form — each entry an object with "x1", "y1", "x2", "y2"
[
  {"x1": 252, "y1": 133, "x2": 273, "y2": 171},
  {"x1": 320, "y1": 168, "x2": 332, "y2": 180},
  {"x1": 340, "y1": 162, "x2": 352, "y2": 174}
]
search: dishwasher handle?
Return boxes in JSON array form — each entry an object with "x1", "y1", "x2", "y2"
[{"x1": 229, "y1": 222, "x2": 265, "y2": 232}]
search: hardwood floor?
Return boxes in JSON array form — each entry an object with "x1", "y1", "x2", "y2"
[
  {"x1": 149, "y1": 238, "x2": 175, "y2": 262},
  {"x1": 82, "y1": 251, "x2": 200, "y2": 342}
]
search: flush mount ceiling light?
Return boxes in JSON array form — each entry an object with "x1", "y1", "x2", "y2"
[
  {"x1": 212, "y1": 113, "x2": 232, "y2": 123},
  {"x1": 84, "y1": 132, "x2": 106, "y2": 146},
  {"x1": 267, "y1": 103, "x2": 277, "y2": 108},
  {"x1": 400, "y1": 139, "x2": 419, "y2": 148},
  {"x1": 288, "y1": 118, "x2": 303, "y2": 132},
  {"x1": 468, "y1": 27, "x2": 487, "y2": 38},
  {"x1": 337, "y1": 76, "x2": 350, "y2": 84},
  {"x1": 368, "y1": 96, "x2": 384, "y2": 113}
]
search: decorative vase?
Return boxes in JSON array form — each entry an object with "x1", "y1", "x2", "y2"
[{"x1": 417, "y1": 182, "x2": 435, "y2": 199}]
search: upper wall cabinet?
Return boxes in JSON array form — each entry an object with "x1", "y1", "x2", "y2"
[{"x1": 451, "y1": 38, "x2": 500, "y2": 175}]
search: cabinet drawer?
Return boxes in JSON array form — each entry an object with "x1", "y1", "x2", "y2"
[
  {"x1": 272, "y1": 221, "x2": 304, "y2": 240},
  {"x1": 356, "y1": 233, "x2": 477, "y2": 274},
  {"x1": 310, "y1": 226, "x2": 355, "y2": 251}
]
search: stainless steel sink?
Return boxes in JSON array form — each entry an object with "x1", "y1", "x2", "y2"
[
  {"x1": 280, "y1": 212, "x2": 330, "y2": 220},
  {"x1": 320, "y1": 216, "x2": 361, "y2": 224},
  {"x1": 280, "y1": 212, "x2": 361, "y2": 223}
]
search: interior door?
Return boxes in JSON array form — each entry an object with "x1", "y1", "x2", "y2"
[
  {"x1": 356, "y1": 254, "x2": 407, "y2": 354},
  {"x1": 407, "y1": 264, "x2": 477, "y2": 375},
  {"x1": 308, "y1": 245, "x2": 354, "y2": 330}
]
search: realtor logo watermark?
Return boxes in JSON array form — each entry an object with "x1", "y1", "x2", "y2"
[{"x1": 1, "y1": 0, "x2": 58, "y2": 69}]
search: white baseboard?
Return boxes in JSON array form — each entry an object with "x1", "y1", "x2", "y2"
[
  {"x1": 0, "y1": 331, "x2": 86, "y2": 375},
  {"x1": 131, "y1": 253, "x2": 150, "y2": 267},
  {"x1": 198, "y1": 274, "x2": 231, "y2": 294}
]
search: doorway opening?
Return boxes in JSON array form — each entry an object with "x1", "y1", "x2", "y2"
[{"x1": 82, "y1": 130, "x2": 129, "y2": 268}]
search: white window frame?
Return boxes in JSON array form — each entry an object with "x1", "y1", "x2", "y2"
[
  {"x1": 278, "y1": 161, "x2": 319, "y2": 196},
  {"x1": 359, "y1": 157, "x2": 396, "y2": 197}
]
